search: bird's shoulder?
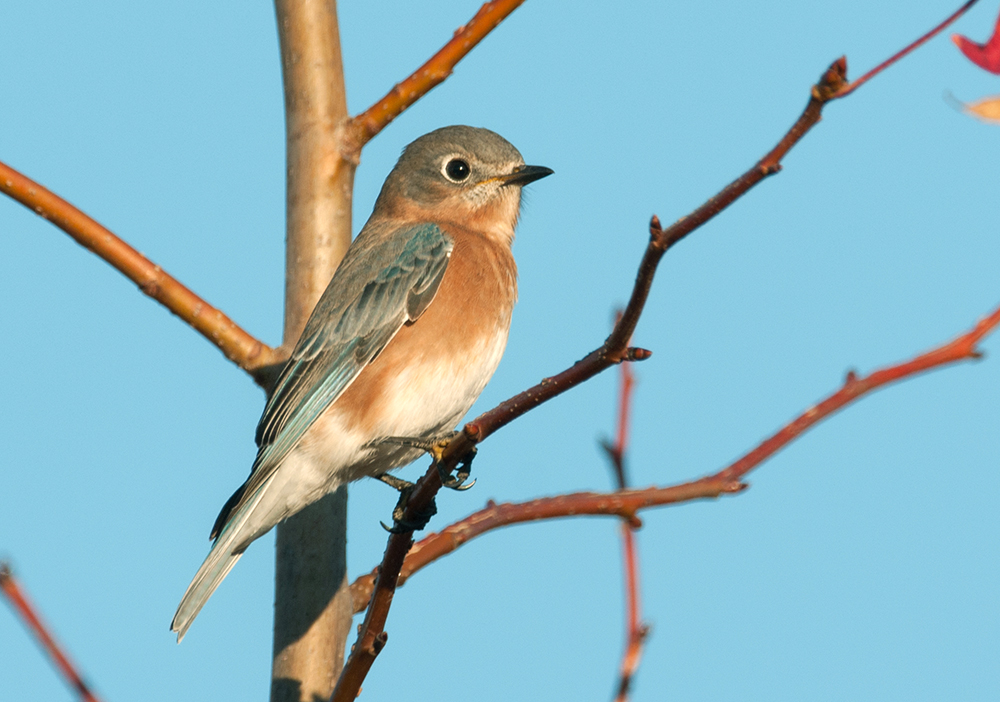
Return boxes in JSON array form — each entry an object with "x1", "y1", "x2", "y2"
[{"x1": 251, "y1": 220, "x2": 454, "y2": 451}]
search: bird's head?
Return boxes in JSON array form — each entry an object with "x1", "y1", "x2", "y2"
[{"x1": 372, "y1": 125, "x2": 552, "y2": 244}]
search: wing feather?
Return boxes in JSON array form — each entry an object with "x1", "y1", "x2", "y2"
[{"x1": 214, "y1": 223, "x2": 452, "y2": 536}]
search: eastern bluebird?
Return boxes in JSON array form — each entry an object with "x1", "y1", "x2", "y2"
[{"x1": 171, "y1": 125, "x2": 551, "y2": 640}]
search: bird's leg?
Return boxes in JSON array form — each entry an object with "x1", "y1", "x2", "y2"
[
  {"x1": 375, "y1": 473, "x2": 437, "y2": 533},
  {"x1": 381, "y1": 431, "x2": 478, "y2": 491}
]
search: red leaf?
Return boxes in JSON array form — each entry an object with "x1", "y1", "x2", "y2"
[{"x1": 952, "y1": 7, "x2": 1000, "y2": 73}]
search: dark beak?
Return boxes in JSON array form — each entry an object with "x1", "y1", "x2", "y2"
[{"x1": 500, "y1": 164, "x2": 554, "y2": 187}]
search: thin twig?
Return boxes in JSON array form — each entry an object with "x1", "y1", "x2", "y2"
[
  {"x1": 836, "y1": 0, "x2": 980, "y2": 98},
  {"x1": 332, "y1": 5, "x2": 979, "y2": 697},
  {"x1": 349, "y1": 299, "x2": 1000, "y2": 611},
  {"x1": 600, "y1": 352, "x2": 650, "y2": 702},
  {"x1": 613, "y1": 525, "x2": 650, "y2": 702},
  {"x1": 0, "y1": 159, "x2": 279, "y2": 385},
  {"x1": 601, "y1": 332, "x2": 636, "y2": 489},
  {"x1": 342, "y1": 0, "x2": 527, "y2": 155},
  {"x1": 0, "y1": 563, "x2": 103, "y2": 702}
]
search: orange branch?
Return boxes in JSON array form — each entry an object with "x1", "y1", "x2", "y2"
[
  {"x1": 349, "y1": 300, "x2": 1000, "y2": 612},
  {"x1": 0, "y1": 159, "x2": 280, "y2": 384},
  {"x1": 0, "y1": 563, "x2": 103, "y2": 702},
  {"x1": 343, "y1": 0, "x2": 527, "y2": 153}
]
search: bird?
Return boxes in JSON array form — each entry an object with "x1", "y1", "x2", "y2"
[{"x1": 171, "y1": 125, "x2": 552, "y2": 641}]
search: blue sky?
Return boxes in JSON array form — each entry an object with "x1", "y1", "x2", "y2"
[{"x1": 2, "y1": 1, "x2": 999, "y2": 700}]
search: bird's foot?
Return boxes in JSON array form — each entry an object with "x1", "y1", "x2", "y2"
[
  {"x1": 382, "y1": 432, "x2": 478, "y2": 491},
  {"x1": 376, "y1": 473, "x2": 438, "y2": 533}
]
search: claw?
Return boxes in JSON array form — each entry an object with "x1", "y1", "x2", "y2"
[
  {"x1": 452, "y1": 477, "x2": 476, "y2": 491},
  {"x1": 382, "y1": 497, "x2": 437, "y2": 533},
  {"x1": 381, "y1": 520, "x2": 415, "y2": 535},
  {"x1": 375, "y1": 473, "x2": 437, "y2": 533},
  {"x1": 438, "y1": 461, "x2": 474, "y2": 490}
]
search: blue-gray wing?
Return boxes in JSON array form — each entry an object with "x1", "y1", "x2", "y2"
[{"x1": 222, "y1": 223, "x2": 452, "y2": 526}]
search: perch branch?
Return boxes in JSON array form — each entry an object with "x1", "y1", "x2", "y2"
[
  {"x1": 333, "y1": 4, "x2": 978, "y2": 697},
  {"x1": 0, "y1": 562, "x2": 103, "y2": 702},
  {"x1": 0, "y1": 160, "x2": 279, "y2": 384}
]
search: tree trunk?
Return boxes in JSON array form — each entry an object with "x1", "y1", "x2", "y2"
[{"x1": 271, "y1": 1, "x2": 355, "y2": 700}]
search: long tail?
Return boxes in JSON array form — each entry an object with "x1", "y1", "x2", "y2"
[{"x1": 170, "y1": 479, "x2": 273, "y2": 642}]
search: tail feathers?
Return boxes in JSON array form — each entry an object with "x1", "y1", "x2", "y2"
[
  {"x1": 170, "y1": 546, "x2": 243, "y2": 643},
  {"x1": 171, "y1": 480, "x2": 272, "y2": 642}
]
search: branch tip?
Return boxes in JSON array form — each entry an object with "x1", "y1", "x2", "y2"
[
  {"x1": 626, "y1": 347, "x2": 653, "y2": 362},
  {"x1": 599, "y1": 437, "x2": 617, "y2": 459},
  {"x1": 460, "y1": 422, "x2": 484, "y2": 445},
  {"x1": 813, "y1": 57, "x2": 850, "y2": 101}
]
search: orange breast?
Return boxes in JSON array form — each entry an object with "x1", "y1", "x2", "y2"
[{"x1": 332, "y1": 224, "x2": 518, "y2": 437}]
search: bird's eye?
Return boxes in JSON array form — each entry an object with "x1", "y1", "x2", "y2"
[{"x1": 443, "y1": 158, "x2": 471, "y2": 182}]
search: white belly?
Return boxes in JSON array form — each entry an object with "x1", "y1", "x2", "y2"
[{"x1": 252, "y1": 324, "x2": 509, "y2": 529}]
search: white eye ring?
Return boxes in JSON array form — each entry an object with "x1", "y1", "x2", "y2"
[{"x1": 442, "y1": 157, "x2": 472, "y2": 183}]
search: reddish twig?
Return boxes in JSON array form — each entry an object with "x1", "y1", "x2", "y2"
[
  {"x1": 0, "y1": 563, "x2": 103, "y2": 702},
  {"x1": 613, "y1": 525, "x2": 650, "y2": 702},
  {"x1": 342, "y1": 0, "x2": 526, "y2": 155},
  {"x1": 716, "y1": 303, "x2": 999, "y2": 484},
  {"x1": 600, "y1": 354, "x2": 649, "y2": 702},
  {"x1": 601, "y1": 338, "x2": 636, "y2": 489},
  {"x1": 0, "y1": 160, "x2": 280, "y2": 385},
  {"x1": 836, "y1": 0, "x2": 980, "y2": 98},
  {"x1": 349, "y1": 299, "x2": 1000, "y2": 612},
  {"x1": 333, "y1": 8, "x2": 978, "y2": 697}
]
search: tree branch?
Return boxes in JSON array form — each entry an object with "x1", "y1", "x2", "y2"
[
  {"x1": 0, "y1": 562, "x2": 103, "y2": 702},
  {"x1": 341, "y1": 0, "x2": 527, "y2": 156},
  {"x1": 0, "y1": 159, "x2": 279, "y2": 384},
  {"x1": 332, "y1": 7, "x2": 983, "y2": 695},
  {"x1": 349, "y1": 299, "x2": 1000, "y2": 611}
]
